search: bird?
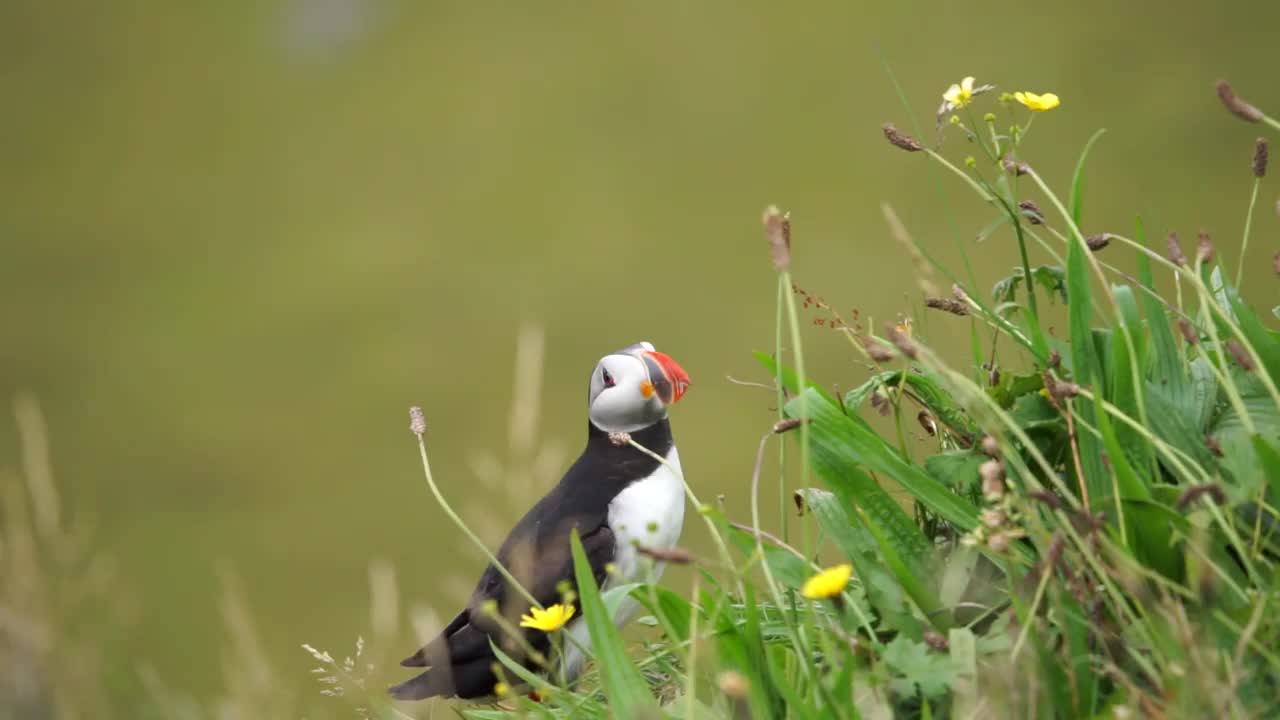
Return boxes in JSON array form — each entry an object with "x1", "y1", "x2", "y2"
[{"x1": 389, "y1": 341, "x2": 691, "y2": 701}]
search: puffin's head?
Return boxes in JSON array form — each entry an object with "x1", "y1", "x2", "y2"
[{"x1": 587, "y1": 341, "x2": 690, "y2": 433}]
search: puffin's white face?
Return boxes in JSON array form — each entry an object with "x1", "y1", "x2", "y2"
[{"x1": 587, "y1": 341, "x2": 691, "y2": 433}]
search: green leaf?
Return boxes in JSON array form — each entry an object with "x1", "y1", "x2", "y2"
[
  {"x1": 1069, "y1": 128, "x2": 1107, "y2": 226},
  {"x1": 1065, "y1": 227, "x2": 1109, "y2": 505},
  {"x1": 570, "y1": 530, "x2": 658, "y2": 717},
  {"x1": 1145, "y1": 382, "x2": 1216, "y2": 481},
  {"x1": 629, "y1": 585, "x2": 693, "y2": 645},
  {"x1": 882, "y1": 636, "x2": 955, "y2": 698},
  {"x1": 845, "y1": 369, "x2": 980, "y2": 440},
  {"x1": 797, "y1": 487, "x2": 923, "y2": 637},
  {"x1": 924, "y1": 450, "x2": 986, "y2": 493},
  {"x1": 785, "y1": 388, "x2": 979, "y2": 536}
]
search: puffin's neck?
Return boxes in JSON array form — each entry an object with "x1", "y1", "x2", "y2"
[{"x1": 586, "y1": 417, "x2": 674, "y2": 455}]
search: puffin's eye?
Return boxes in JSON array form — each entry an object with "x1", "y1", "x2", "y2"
[{"x1": 601, "y1": 368, "x2": 615, "y2": 388}]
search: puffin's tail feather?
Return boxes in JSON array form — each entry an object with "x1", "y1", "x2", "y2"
[{"x1": 387, "y1": 655, "x2": 496, "y2": 701}]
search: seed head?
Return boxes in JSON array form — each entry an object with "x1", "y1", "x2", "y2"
[
  {"x1": 980, "y1": 460, "x2": 1005, "y2": 500},
  {"x1": 1215, "y1": 80, "x2": 1264, "y2": 123},
  {"x1": 409, "y1": 406, "x2": 427, "y2": 436},
  {"x1": 923, "y1": 631, "x2": 950, "y2": 651},
  {"x1": 762, "y1": 205, "x2": 792, "y2": 272},
  {"x1": 1204, "y1": 434, "x2": 1224, "y2": 458},
  {"x1": 1196, "y1": 230, "x2": 1214, "y2": 264},
  {"x1": 887, "y1": 323, "x2": 919, "y2": 359},
  {"x1": 882, "y1": 123, "x2": 924, "y2": 152},
  {"x1": 1253, "y1": 137, "x2": 1269, "y2": 178},
  {"x1": 987, "y1": 531, "x2": 1011, "y2": 553},
  {"x1": 1018, "y1": 200, "x2": 1044, "y2": 225},
  {"x1": 1178, "y1": 318, "x2": 1199, "y2": 346},
  {"x1": 718, "y1": 670, "x2": 750, "y2": 699},
  {"x1": 980, "y1": 435, "x2": 1000, "y2": 456},
  {"x1": 1048, "y1": 379, "x2": 1081, "y2": 400},
  {"x1": 772, "y1": 418, "x2": 805, "y2": 434},
  {"x1": 925, "y1": 296, "x2": 969, "y2": 316},
  {"x1": 1177, "y1": 483, "x2": 1226, "y2": 511},
  {"x1": 1166, "y1": 232, "x2": 1187, "y2": 266},
  {"x1": 1225, "y1": 339, "x2": 1255, "y2": 371},
  {"x1": 1086, "y1": 233, "x2": 1111, "y2": 251},
  {"x1": 865, "y1": 340, "x2": 895, "y2": 363},
  {"x1": 1003, "y1": 159, "x2": 1030, "y2": 176}
]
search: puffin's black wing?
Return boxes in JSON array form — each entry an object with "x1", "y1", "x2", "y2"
[
  {"x1": 389, "y1": 419, "x2": 672, "y2": 701},
  {"x1": 387, "y1": 521, "x2": 616, "y2": 700}
]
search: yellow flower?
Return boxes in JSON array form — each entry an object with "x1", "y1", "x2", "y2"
[
  {"x1": 494, "y1": 681, "x2": 511, "y2": 697},
  {"x1": 943, "y1": 76, "x2": 976, "y2": 109},
  {"x1": 1014, "y1": 91, "x2": 1060, "y2": 112},
  {"x1": 519, "y1": 603, "x2": 576, "y2": 632},
  {"x1": 801, "y1": 564, "x2": 852, "y2": 599}
]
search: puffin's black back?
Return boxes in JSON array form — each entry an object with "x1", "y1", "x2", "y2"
[{"x1": 389, "y1": 419, "x2": 674, "y2": 700}]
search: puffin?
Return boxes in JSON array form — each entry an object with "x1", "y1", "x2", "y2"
[{"x1": 389, "y1": 341, "x2": 691, "y2": 701}]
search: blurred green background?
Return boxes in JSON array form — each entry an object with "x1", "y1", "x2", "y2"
[{"x1": 2, "y1": 0, "x2": 1276, "y2": 713}]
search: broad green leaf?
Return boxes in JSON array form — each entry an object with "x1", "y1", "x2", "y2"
[
  {"x1": 924, "y1": 450, "x2": 985, "y2": 493},
  {"x1": 845, "y1": 369, "x2": 980, "y2": 439},
  {"x1": 629, "y1": 585, "x2": 693, "y2": 644},
  {"x1": 797, "y1": 487, "x2": 923, "y2": 637},
  {"x1": 1135, "y1": 217, "x2": 1189, "y2": 408},
  {"x1": 1065, "y1": 224, "x2": 1109, "y2": 504},
  {"x1": 570, "y1": 530, "x2": 658, "y2": 717},
  {"x1": 785, "y1": 388, "x2": 979, "y2": 536},
  {"x1": 882, "y1": 636, "x2": 955, "y2": 698},
  {"x1": 1145, "y1": 382, "x2": 1216, "y2": 481}
]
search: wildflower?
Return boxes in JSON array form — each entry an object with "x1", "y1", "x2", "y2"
[
  {"x1": 1014, "y1": 91, "x2": 1061, "y2": 112},
  {"x1": 801, "y1": 563, "x2": 853, "y2": 599},
  {"x1": 519, "y1": 603, "x2": 576, "y2": 632},
  {"x1": 943, "y1": 76, "x2": 977, "y2": 110},
  {"x1": 494, "y1": 681, "x2": 511, "y2": 697}
]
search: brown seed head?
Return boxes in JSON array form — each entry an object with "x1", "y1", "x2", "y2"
[
  {"x1": 882, "y1": 123, "x2": 924, "y2": 152},
  {"x1": 917, "y1": 410, "x2": 937, "y2": 437},
  {"x1": 1018, "y1": 200, "x2": 1044, "y2": 225},
  {"x1": 1048, "y1": 378, "x2": 1081, "y2": 400},
  {"x1": 1177, "y1": 318, "x2": 1199, "y2": 346},
  {"x1": 987, "y1": 531, "x2": 1011, "y2": 553},
  {"x1": 923, "y1": 631, "x2": 950, "y2": 652},
  {"x1": 1047, "y1": 350, "x2": 1062, "y2": 370},
  {"x1": 1204, "y1": 434, "x2": 1224, "y2": 457},
  {"x1": 1003, "y1": 159, "x2": 1030, "y2": 176},
  {"x1": 1196, "y1": 230, "x2": 1214, "y2": 264},
  {"x1": 1253, "y1": 137, "x2": 1269, "y2": 178},
  {"x1": 772, "y1": 418, "x2": 805, "y2": 434},
  {"x1": 1274, "y1": 250, "x2": 1280, "y2": 275},
  {"x1": 981, "y1": 509, "x2": 1006, "y2": 528},
  {"x1": 1086, "y1": 233, "x2": 1111, "y2": 251},
  {"x1": 865, "y1": 340, "x2": 895, "y2": 363},
  {"x1": 925, "y1": 296, "x2": 969, "y2": 316},
  {"x1": 980, "y1": 460, "x2": 1005, "y2": 500},
  {"x1": 980, "y1": 435, "x2": 1000, "y2": 457},
  {"x1": 1216, "y1": 80, "x2": 1264, "y2": 123},
  {"x1": 1226, "y1": 339, "x2": 1256, "y2": 371},
  {"x1": 718, "y1": 670, "x2": 750, "y2": 699},
  {"x1": 637, "y1": 545, "x2": 695, "y2": 565},
  {"x1": 762, "y1": 205, "x2": 792, "y2": 272},
  {"x1": 887, "y1": 323, "x2": 918, "y2": 360},
  {"x1": 1177, "y1": 483, "x2": 1226, "y2": 511},
  {"x1": 1166, "y1": 232, "x2": 1187, "y2": 266}
]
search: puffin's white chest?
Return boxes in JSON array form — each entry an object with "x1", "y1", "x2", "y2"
[
  {"x1": 606, "y1": 447, "x2": 686, "y2": 585},
  {"x1": 560, "y1": 447, "x2": 686, "y2": 681}
]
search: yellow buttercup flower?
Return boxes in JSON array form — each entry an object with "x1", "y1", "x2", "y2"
[
  {"x1": 801, "y1": 564, "x2": 853, "y2": 599},
  {"x1": 494, "y1": 681, "x2": 511, "y2": 697},
  {"x1": 519, "y1": 603, "x2": 576, "y2": 632},
  {"x1": 1014, "y1": 91, "x2": 1061, "y2": 112},
  {"x1": 943, "y1": 76, "x2": 976, "y2": 109}
]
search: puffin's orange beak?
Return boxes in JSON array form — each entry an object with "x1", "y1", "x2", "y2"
[{"x1": 644, "y1": 350, "x2": 690, "y2": 404}]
